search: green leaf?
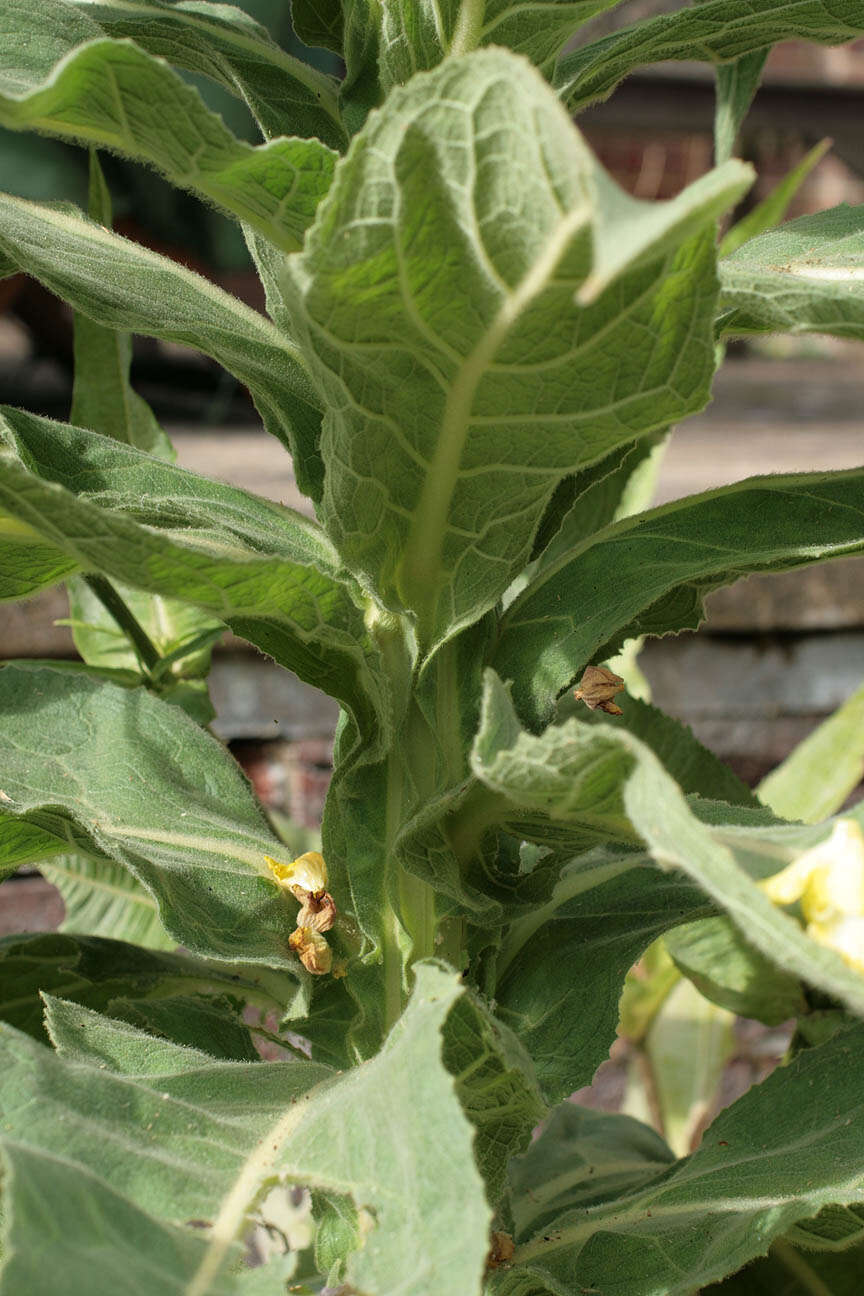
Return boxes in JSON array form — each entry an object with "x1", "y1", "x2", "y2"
[
  {"x1": 0, "y1": 1144, "x2": 273, "y2": 1296},
  {"x1": 714, "y1": 49, "x2": 769, "y2": 167},
  {"x1": 526, "y1": 434, "x2": 665, "y2": 574},
  {"x1": 64, "y1": 576, "x2": 222, "y2": 685},
  {"x1": 60, "y1": 0, "x2": 345, "y2": 144},
  {"x1": 312, "y1": 1187, "x2": 359, "y2": 1278},
  {"x1": 288, "y1": 47, "x2": 749, "y2": 649},
  {"x1": 494, "y1": 855, "x2": 712, "y2": 1101},
  {"x1": 496, "y1": 467, "x2": 864, "y2": 729},
  {"x1": 40, "y1": 854, "x2": 175, "y2": 951},
  {"x1": 473, "y1": 671, "x2": 864, "y2": 1024},
  {"x1": 0, "y1": 412, "x2": 388, "y2": 734},
  {"x1": 0, "y1": 814, "x2": 68, "y2": 878},
  {"x1": 510, "y1": 1021, "x2": 864, "y2": 1296},
  {"x1": 0, "y1": 20, "x2": 339, "y2": 249},
  {"x1": 719, "y1": 138, "x2": 832, "y2": 258},
  {"x1": 0, "y1": 190, "x2": 324, "y2": 495},
  {"x1": 65, "y1": 149, "x2": 223, "y2": 713},
  {"x1": 0, "y1": 510, "x2": 76, "y2": 599},
  {"x1": 292, "y1": 0, "x2": 344, "y2": 55},
  {"x1": 720, "y1": 204, "x2": 864, "y2": 340},
  {"x1": 0, "y1": 662, "x2": 312, "y2": 967},
  {"x1": 638, "y1": 974, "x2": 737, "y2": 1157},
  {"x1": 665, "y1": 915, "x2": 806, "y2": 1025},
  {"x1": 108, "y1": 994, "x2": 260, "y2": 1062},
  {"x1": 496, "y1": 1023, "x2": 864, "y2": 1295},
  {"x1": 556, "y1": 694, "x2": 760, "y2": 809},
  {"x1": 758, "y1": 680, "x2": 864, "y2": 824},
  {"x1": 0, "y1": 931, "x2": 296, "y2": 1043},
  {"x1": 557, "y1": 0, "x2": 864, "y2": 113},
  {"x1": 704, "y1": 1240, "x2": 864, "y2": 1294},
  {"x1": 350, "y1": 0, "x2": 624, "y2": 91},
  {"x1": 507, "y1": 1103, "x2": 675, "y2": 1241},
  {"x1": 0, "y1": 963, "x2": 491, "y2": 1295},
  {"x1": 444, "y1": 988, "x2": 546, "y2": 1205},
  {"x1": 70, "y1": 149, "x2": 173, "y2": 459},
  {"x1": 783, "y1": 1201, "x2": 864, "y2": 1253}
]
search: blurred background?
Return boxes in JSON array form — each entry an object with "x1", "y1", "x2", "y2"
[{"x1": 2, "y1": 0, "x2": 863, "y2": 1111}]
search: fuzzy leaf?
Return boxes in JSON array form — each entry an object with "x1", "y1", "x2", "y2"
[
  {"x1": 758, "y1": 680, "x2": 864, "y2": 824},
  {"x1": 719, "y1": 139, "x2": 832, "y2": 258},
  {"x1": 0, "y1": 931, "x2": 296, "y2": 1043},
  {"x1": 714, "y1": 48, "x2": 769, "y2": 166},
  {"x1": 0, "y1": 815, "x2": 68, "y2": 878},
  {"x1": 494, "y1": 855, "x2": 712, "y2": 1101},
  {"x1": 64, "y1": 576, "x2": 222, "y2": 684},
  {"x1": 0, "y1": 1145, "x2": 273, "y2": 1296},
  {"x1": 494, "y1": 1023, "x2": 864, "y2": 1295},
  {"x1": 557, "y1": 694, "x2": 759, "y2": 809},
  {"x1": 496, "y1": 467, "x2": 864, "y2": 728},
  {"x1": 65, "y1": 148, "x2": 222, "y2": 715},
  {"x1": 719, "y1": 203, "x2": 864, "y2": 341},
  {"x1": 107, "y1": 995, "x2": 260, "y2": 1062},
  {"x1": 61, "y1": 0, "x2": 345, "y2": 144},
  {"x1": 474, "y1": 672, "x2": 864, "y2": 1026},
  {"x1": 704, "y1": 1242, "x2": 864, "y2": 1294},
  {"x1": 507, "y1": 1103, "x2": 675, "y2": 1241},
  {"x1": 665, "y1": 915, "x2": 806, "y2": 1025},
  {"x1": 0, "y1": 9, "x2": 339, "y2": 247},
  {"x1": 0, "y1": 191, "x2": 324, "y2": 495},
  {"x1": 0, "y1": 512, "x2": 76, "y2": 599},
  {"x1": 0, "y1": 412, "x2": 387, "y2": 733},
  {"x1": 557, "y1": 1, "x2": 864, "y2": 113},
  {"x1": 292, "y1": 0, "x2": 344, "y2": 55},
  {"x1": 0, "y1": 963, "x2": 491, "y2": 1295},
  {"x1": 288, "y1": 47, "x2": 749, "y2": 649},
  {"x1": 350, "y1": 0, "x2": 623, "y2": 91},
  {"x1": 444, "y1": 988, "x2": 546, "y2": 1204},
  {"x1": 0, "y1": 663, "x2": 310, "y2": 967},
  {"x1": 40, "y1": 854, "x2": 175, "y2": 951},
  {"x1": 71, "y1": 153, "x2": 172, "y2": 459}
]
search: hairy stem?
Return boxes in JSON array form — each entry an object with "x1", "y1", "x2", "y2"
[{"x1": 450, "y1": 0, "x2": 485, "y2": 56}]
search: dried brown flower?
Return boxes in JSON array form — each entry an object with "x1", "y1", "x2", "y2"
[
  {"x1": 573, "y1": 664, "x2": 625, "y2": 715},
  {"x1": 486, "y1": 1230, "x2": 515, "y2": 1270},
  {"x1": 288, "y1": 926, "x2": 332, "y2": 975},
  {"x1": 297, "y1": 889, "x2": 337, "y2": 933}
]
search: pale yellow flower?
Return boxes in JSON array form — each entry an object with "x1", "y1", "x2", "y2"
[
  {"x1": 264, "y1": 850, "x2": 328, "y2": 895},
  {"x1": 760, "y1": 819, "x2": 864, "y2": 973}
]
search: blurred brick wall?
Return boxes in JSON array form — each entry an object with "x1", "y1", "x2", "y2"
[{"x1": 582, "y1": 34, "x2": 864, "y2": 211}]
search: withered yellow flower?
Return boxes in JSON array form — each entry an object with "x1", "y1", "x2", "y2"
[
  {"x1": 760, "y1": 819, "x2": 864, "y2": 973},
  {"x1": 289, "y1": 926, "x2": 332, "y2": 975},
  {"x1": 297, "y1": 889, "x2": 336, "y2": 933},
  {"x1": 264, "y1": 850, "x2": 328, "y2": 895}
]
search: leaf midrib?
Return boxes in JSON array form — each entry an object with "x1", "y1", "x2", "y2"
[{"x1": 398, "y1": 202, "x2": 590, "y2": 641}]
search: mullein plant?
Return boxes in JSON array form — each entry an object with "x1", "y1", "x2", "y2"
[{"x1": 1, "y1": 2, "x2": 864, "y2": 1293}]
